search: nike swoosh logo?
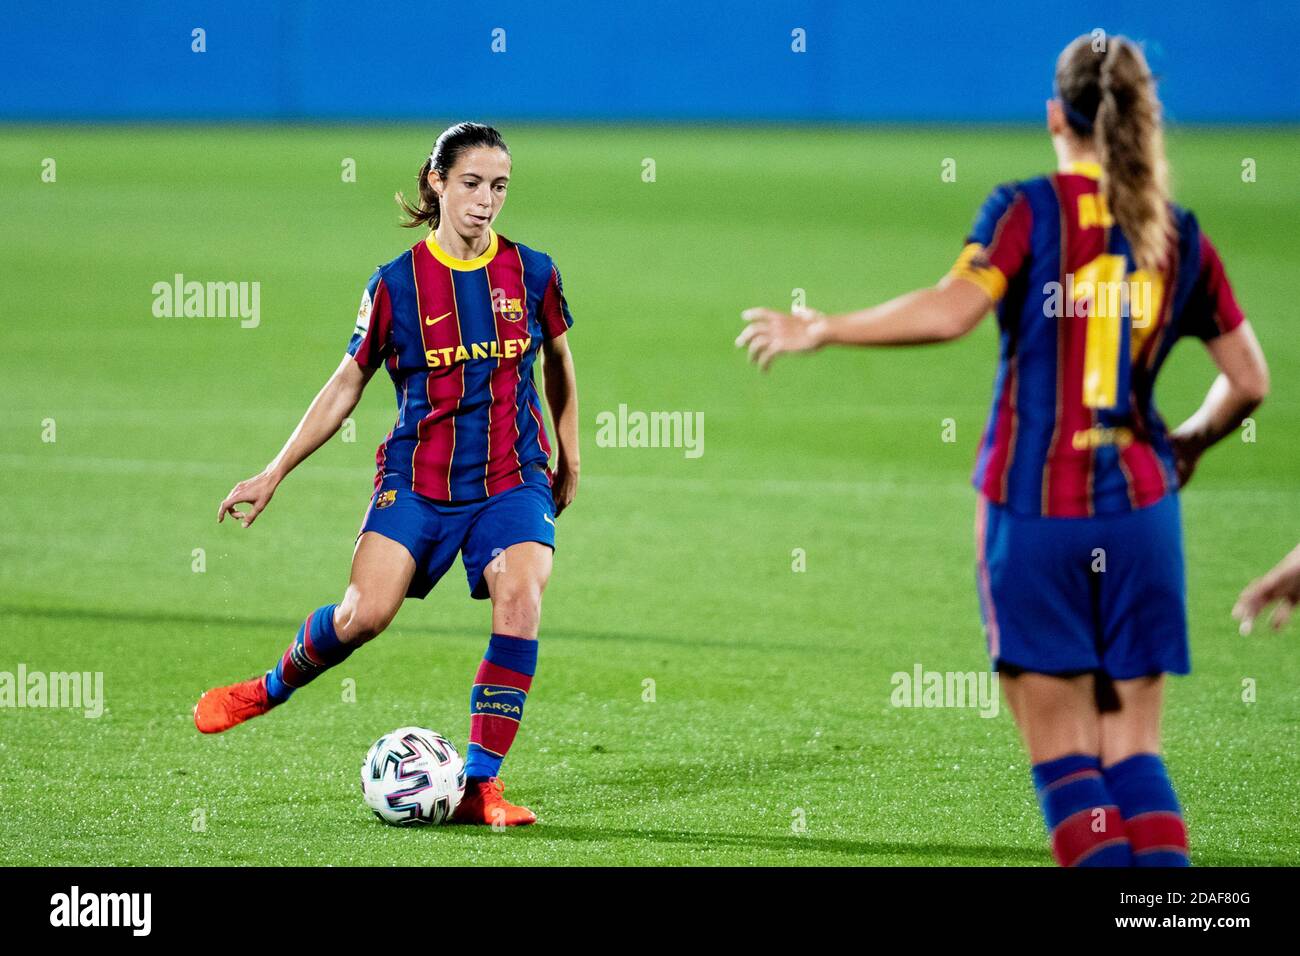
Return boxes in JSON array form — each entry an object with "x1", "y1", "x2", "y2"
[
  {"x1": 425, "y1": 311, "x2": 451, "y2": 326},
  {"x1": 542, "y1": 514, "x2": 555, "y2": 526},
  {"x1": 481, "y1": 687, "x2": 523, "y2": 697}
]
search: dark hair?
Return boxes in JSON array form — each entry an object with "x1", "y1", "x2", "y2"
[
  {"x1": 396, "y1": 122, "x2": 510, "y2": 229},
  {"x1": 1055, "y1": 35, "x2": 1170, "y2": 271}
]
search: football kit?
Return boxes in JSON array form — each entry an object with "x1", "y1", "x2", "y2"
[
  {"x1": 952, "y1": 162, "x2": 1245, "y2": 677},
  {"x1": 348, "y1": 227, "x2": 573, "y2": 598}
]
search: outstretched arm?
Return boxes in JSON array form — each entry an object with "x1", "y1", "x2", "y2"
[
  {"x1": 541, "y1": 334, "x2": 580, "y2": 516},
  {"x1": 736, "y1": 276, "x2": 993, "y2": 371},
  {"x1": 1168, "y1": 321, "x2": 1269, "y2": 487},
  {"x1": 218, "y1": 356, "x2": 376, "y2": 526}
]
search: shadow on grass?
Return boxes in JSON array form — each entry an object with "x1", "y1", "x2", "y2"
[
  {"x1": 440, "y1": 824, "x2": 1300, "y2": 866},
  {"x1": 0, "y1": 603, "x2": 820, "y2": 654},
  {"x1": 449, "y1": 822, "x2": 1047, "y2": 864}
]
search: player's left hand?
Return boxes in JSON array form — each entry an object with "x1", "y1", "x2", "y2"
[
  {"x1": 552, "y1": 459, "x2": 579, "y2": 517},
  {"x1": 736, "y1": 306, "x2": 825, "y2": 371},
  {"x1": 1167, "y1": 430, "x2": 1204, "y2": 488}
]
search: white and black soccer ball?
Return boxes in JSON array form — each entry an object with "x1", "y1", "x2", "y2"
[{"x1": 361, "y1": 727, "x2": 465, "y2": 826}]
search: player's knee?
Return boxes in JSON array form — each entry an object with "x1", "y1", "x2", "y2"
[
  {"x1": 335, "y1": 597, "x2": 395, "y2": 645},
  {"x1": 492, "y1": 576, "x2": 544, "y2": 629}
]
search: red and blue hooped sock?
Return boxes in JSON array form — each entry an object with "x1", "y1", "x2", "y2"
[
  {"x1": 264, "y1": 604, "x2": 353, "y2": 705},
  {"x1": 465, "y1": 633, "x2": 537, "y2": 782},
  {"x1": 1031, "y1": 753, "x2": 1132, "y2": 867},
  {"x1": 1104, "y1": 753, "x2": 1190, "y2": 867}
]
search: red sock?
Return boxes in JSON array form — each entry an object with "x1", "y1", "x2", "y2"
[{"x1": 464, "y1": 634, "x2": 536, "y2": 781}]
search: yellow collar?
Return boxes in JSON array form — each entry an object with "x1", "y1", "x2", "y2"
[
  {"x1": 426, "y1": 228, "x2": 499, "y2": 271},
  {"x1": 1065, "y1": 161, "x2": 1102, "y2": 179}
]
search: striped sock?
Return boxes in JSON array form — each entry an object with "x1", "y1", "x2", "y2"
[
  {"x1": 1031, "y1": 753, "x2": 1132, "y2": 867},
  {"x1": 464, "y1": 633, "x2": 537, "y2": 782},
  {"x1": 264, "y1": 604, "x2": 354, "y2": 705},
  {"x1": 1104, "y1": 753, "x2": 1190, "y2": 867}
]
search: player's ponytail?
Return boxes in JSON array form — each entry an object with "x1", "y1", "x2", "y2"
[
  {"x1": 1056, "y1": 35, "x2": 1171, "y2": 272},
  {"x1": 397, "y1": 122, "x2": 511, "y2": 230},
  {"x1": 397, "y1": 157, "x2": 441, "y2": 229},
  {"x1": 1096, "y1": 39, "x2": 1170, "y2": 272}
]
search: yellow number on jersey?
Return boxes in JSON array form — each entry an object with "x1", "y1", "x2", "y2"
[{"x1": 1073, "y1": 256, "x2": 1165, "y2": 409}]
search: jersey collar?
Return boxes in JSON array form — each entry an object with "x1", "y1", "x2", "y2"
[
  {"x1": 426, "y1": 228, "x2": 499, "y2": 271},
  {"x1": 1064, "y1": 161, "x2": 1102, "y2": 179}
]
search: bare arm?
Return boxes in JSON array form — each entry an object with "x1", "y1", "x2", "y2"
[
  {"x1": 736, "y1": 276, "x2": 992, "y2": 370},
  {"x1": 218, "y1": 356, "x2": 375, "y2": 526},
  {"x1": 1168, "y1": 321, "x2": 1269, "y2": 487},
  {"x1": 541, "y1": 334, "x2": 580, "y2": 516}
]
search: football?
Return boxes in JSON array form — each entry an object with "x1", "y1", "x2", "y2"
[{"x1": 360, "y1": 727, "x2": 466, "y2": 826}]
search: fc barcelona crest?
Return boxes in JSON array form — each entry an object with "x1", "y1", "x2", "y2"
[
  {"x1": 375, "y1": 489, "x2": 397, "y2": 509},
  {"x1": 492, "y1": 287, "x2": 525, "y2": 323}
]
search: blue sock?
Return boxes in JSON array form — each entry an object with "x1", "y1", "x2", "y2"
[
  {"x1": 465, "y1": 633, "x2": 538, "y2": 783},
  {"x1": 264, "y1": 604, "x2": 353, "y2": 705},
  {"x1": 1104, "y1": 754, "x2": 1190, "y2": 867},
  {"x1": 1031, "y1": 753, "x2": 1132, "y2": 867}
]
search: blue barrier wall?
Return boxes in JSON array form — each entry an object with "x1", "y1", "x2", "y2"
[{"x1": 2, "y1": 1, "x2": 1296, "y2": 122}]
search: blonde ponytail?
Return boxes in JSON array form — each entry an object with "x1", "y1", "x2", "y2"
[
  {"x1": 1056, "y1": 35, "x2": 1172, "y2": 271},
  {"x1": 1095, "y1": 39, "x2": 1170, "y2": 271}
]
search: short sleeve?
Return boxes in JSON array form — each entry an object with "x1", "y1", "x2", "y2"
[
  {"x1": 949, "y1": 184, "x2": 1033, "y2": 302},
  {"x1": 539, "y1": 262, "x2": 574, "y2": 340},
  {"x1": 1181, "y1": 233, "x2": 1245, "y2": 341},
  {"x1": 347, "y1": 270, "x2": 393, "y2": 368}
]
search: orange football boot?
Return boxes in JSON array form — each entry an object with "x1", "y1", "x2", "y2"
[
  {"x1": 193, "y1": 676, "x2": 274, "y2": 734},
  {"x1": 452, "y1": 777, "x2": 537, "y2": 826}
]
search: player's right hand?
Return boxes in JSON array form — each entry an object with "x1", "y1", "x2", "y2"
[
  {"x1": 1233, "y1": 543, "x2": 1300, "y2": 635},
  {"x1": 736, "y1": 306, "x2": 825, "y2": 372},
  {"x1": 218, "y1": 470, "x2": 279, "y2": 527}
]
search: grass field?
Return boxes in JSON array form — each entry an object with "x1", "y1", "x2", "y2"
[{"x1": 1, "y1": 124, "x2": 1297, "y2": 866}]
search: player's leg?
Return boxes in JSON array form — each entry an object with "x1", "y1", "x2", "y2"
[
  {"x1": 332, "y1": 531, "x2": 418, "y2": 645},
  {"x1": 1100, "y1": 676, "x2": 1190, "y2": 866},
  {"x1": 485, "y1": 540, "x2": 552, "y2": 639},
  {"x1": 451, "y1": 542, "x2": 552, "y2": 825},
  {"x1": 471, "y1": 537, "x2": 553, "y2": 775},
  {"x1": 1095, "y1": 494, "x2": 1191, "y2": 865},
  {"x1": 263, "y1": 530, "x2": 415, "y2": 699},
  {"x1": 1001, "y1": 670, "x2": 1132, "y2": 867},
  {"x1": 978, "y1": 496, "x2": 1133, "y2": 866},
  {"x1": 1000, "y1": 670, "x2": 1100, "y2": 761},
  {"x1": 194, "y1": 530, "x2": 416, "y2": 734},
  {"x1": 452, "y1": 482, "x2": 556, "y2": 825}
]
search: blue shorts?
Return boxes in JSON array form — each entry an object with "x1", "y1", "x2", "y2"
[
  {"x1": 974, "y1": 493, "x2": 1189, "y2": 679},
  {"x1": 359, "y1": 472, "x2": 556, "y2": 600}
]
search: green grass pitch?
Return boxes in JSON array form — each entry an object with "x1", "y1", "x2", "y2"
[{"x1": 1, "y1": 124, "x2": 1297, "y2": 866}]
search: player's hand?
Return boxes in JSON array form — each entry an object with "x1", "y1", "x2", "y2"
[
  {"x1": 1167, "y1": 430, "x2": 1204, "y2": 488},
  {"x1": 1233, "y1": 543, "x2": 1300, "y2": 635},
  {"x1": 218, "y1": 470, "x2": 279, "y2": 527},
  {"x1": 736, "y1": 306, "x2": 826, "y2": 372},
  {"x1": 551, "y1": 459, "x2": 579, "y2": 518}
]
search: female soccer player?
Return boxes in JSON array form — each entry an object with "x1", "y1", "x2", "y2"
[
  {"x1": 194, "y1": 122, "x2": 580, "y2": 827},
  {"x1": 737, "y1": 36, "x2": 1269, "y2": 865}
]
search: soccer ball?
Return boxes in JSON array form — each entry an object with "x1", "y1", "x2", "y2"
[{"x1": 361, "y1": 727, "x2": 465, "y2": 826}]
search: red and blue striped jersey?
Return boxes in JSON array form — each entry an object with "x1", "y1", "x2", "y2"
[
  {"x1": 952, "y1": 162, "x2": 1245, "y2": 518},
  {"x1": 347, "y1": 229, "x2": 573, "y2": 503}
]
